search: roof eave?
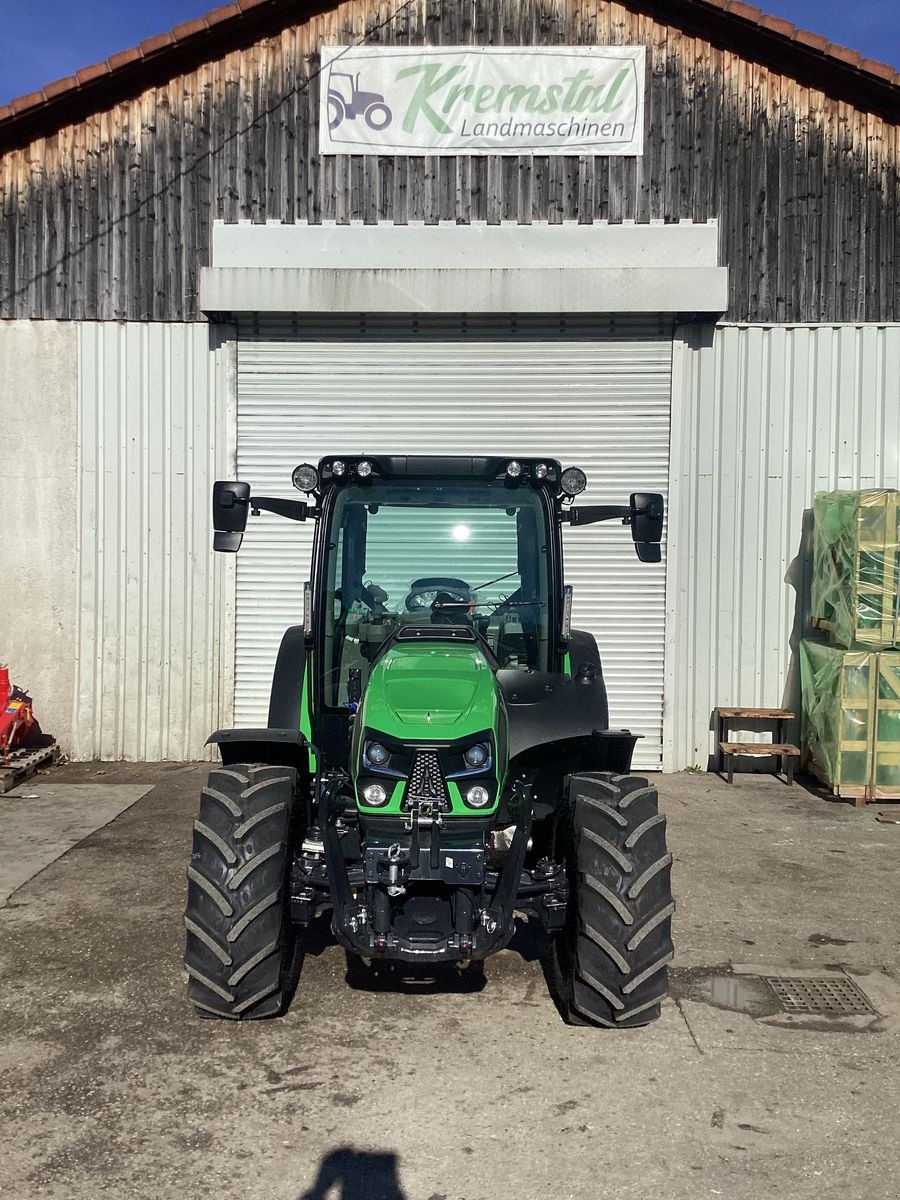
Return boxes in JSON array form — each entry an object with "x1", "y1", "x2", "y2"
[
  {"x1": 0, "y1": 0, "x2": 331, "y2": 154},
  {"x1": 628, "y1": 0, "x2": 899, "y2": 120}
]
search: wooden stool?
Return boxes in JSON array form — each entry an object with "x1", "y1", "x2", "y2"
[
  {"x1": 715, "y1": 708, "x2": 801, "y2": 784},
  {"x1": 719, "y1": 742, "x2": 801, "y2": 784}
]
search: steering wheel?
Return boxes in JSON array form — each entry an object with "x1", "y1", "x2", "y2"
[{"x1": 404, "y1": 576, "x2": 472, "y2": 612}]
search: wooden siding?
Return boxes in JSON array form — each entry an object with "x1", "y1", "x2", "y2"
[{"x1": 0, "y1": 0, "x2": 898, "y2": 322}]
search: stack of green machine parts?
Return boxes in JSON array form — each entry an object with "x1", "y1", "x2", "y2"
[{"x1": 801, "y1": 489, "x2": 900, "y2": 802}]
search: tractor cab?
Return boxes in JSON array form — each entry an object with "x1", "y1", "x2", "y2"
[{"x1": 318, "y1": 461, "x2": 556, "y2": 707}]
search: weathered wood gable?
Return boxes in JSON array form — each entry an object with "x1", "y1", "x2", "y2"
[{"x1": 1, "y1": 0, "x2": 898, "y2": 322}]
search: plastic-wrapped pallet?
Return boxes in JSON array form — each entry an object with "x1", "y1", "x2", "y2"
[
  {"x1": 810, "y1": 490, "x2": 900, "y2": 649},
  {"x1": 800, "y1": 639, "x2": 900, "y2": 801}
]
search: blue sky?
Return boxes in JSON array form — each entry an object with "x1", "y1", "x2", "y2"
[{"x1": 0, "y1": 0, "x2": 897, "y2": 105}]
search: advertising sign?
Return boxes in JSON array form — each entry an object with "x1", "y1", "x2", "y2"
[{"x1": 319, "y1": 46, "x2": 646, "y2": 157}]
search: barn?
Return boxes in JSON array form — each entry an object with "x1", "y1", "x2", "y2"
[{"x1": 2, "y1": 0, "x2": 898, "y2": 768}]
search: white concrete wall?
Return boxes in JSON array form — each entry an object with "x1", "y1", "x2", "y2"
[
  {"x1": 665, "y1": 323, "x2": 900, "y2": 771},
  {"x1": 0, "y1": 322, "x2": 79, "y2": 751}
]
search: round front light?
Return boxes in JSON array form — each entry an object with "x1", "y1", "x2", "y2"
[
  {"x1": 534, "y1": 462, "x2": 549, "y2": 480},
  {"x1": 357, "y1": 459, "x2": 373, "y2": 479},
  {"x1": 366, "y1": 741, "x2": 390, "y2": 766},
  {"x1": 560, "y1": 466, "x2": 587, "y2": 496},
  {"x1": 363, "y1": 783, "x2": 388, "y2": 806},
  {"x1": 506, "y1": 460, "x2": 523, "y2": 479},
  {"x1": 332, "y1": 459, "x2": 346, "y2": 478},
  {"x1": 466, "y1": 785, "x2": 491, "y2": 809},
  {"x1": 463, "y1": 743, "x2": 488, "y2": 769},
  {"x1": 291, "y1": 463, "x2": 319, "y2": 493}
]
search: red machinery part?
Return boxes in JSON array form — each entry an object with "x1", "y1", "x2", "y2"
[{"x1": 0, "y1": 665, "x2": 35, "y2": 762}]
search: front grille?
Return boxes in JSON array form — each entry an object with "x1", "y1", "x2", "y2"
[{"x1": 405, "y1": 750, "x2": 449, "y2": 812}]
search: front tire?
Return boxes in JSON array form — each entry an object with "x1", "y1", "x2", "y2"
[
  {"x1": 554, "y1": 773, "x2": 674, "y2": 1027},
  {"x1": 184, "y1": 764, "x2": 296, "y2": 1019}
]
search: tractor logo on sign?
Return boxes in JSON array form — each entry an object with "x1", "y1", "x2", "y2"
[{"x1": 327, "y1": 69, "x2": 393, "y2": 132}]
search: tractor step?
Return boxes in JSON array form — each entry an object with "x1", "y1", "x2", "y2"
[{"x1": 0, "y1": 742, "x2": 59, "y2": 794}]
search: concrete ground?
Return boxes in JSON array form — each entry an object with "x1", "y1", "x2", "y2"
[{"x1": 1, "y1": 764, "x2": 900, "y2": 1200}]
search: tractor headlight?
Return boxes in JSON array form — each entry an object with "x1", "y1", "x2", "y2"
[
  {"x1": 506, "y1": 460, "x2": 523, "y2": 479},
  {"x1": 291, "y1": 463, "x2": 319, "y2": 493},
  {"x1": 466, "y1": 786, "x2": 491, "y2": 808},
  {"x1": 363, "y1": 783, "x2": 388, "y2": 806},
  {"x1": 356, "y1": 459, "x2": 373, "y2": 479},
  {"x1": 366, "y1": 741, "x2": 390, "y2": 767},
  {"x1": 560, "y1": 466, "x2": 587, "y2": 496},
  {"x1": 463, "y1": 743, "x2": 488, "y2": 769},
  {"x1": 332, "y1": 459, "x2": 347, "y2": 478},
  {"x1": 534, "y1": 462, "x2": 549, "y2": 480}
]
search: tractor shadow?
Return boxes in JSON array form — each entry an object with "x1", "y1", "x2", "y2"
[{"x1": 296, "y1": 1146, "x2": 407, "y2": 1200}]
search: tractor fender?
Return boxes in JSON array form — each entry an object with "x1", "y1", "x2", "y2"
[
  {"x1": 267, "y1": 625, "x2": 307, "y2": 730},
  {"x1": 501, "y1": 672, "x2": 608, "y2": 761},
  {"x1": 205, "y1": 626, "x2": 310, "y2": 768},
  {"x1": 568, "y1": 628, "x2": 604, "y2": 677},
  {"x1": 206, "y1": 727, "x2": 310, "y2": 770}
]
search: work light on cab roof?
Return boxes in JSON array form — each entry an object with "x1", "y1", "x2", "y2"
[
  {"x1": 303, "y1": 455, "x2": 587, "y2": 495},
  {"x1": 292, "y1": 463, "x2": 319, "y2": 493}
]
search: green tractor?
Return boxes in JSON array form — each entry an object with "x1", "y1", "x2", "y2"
[{"x1": 184, "y1": 455, "x2": 674, "y2": 1027}]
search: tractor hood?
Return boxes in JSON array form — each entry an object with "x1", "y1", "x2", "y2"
[{"x1": 361, "y1": 641, "x2": 500, "y2": 741}]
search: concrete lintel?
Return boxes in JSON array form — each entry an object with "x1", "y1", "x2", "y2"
[
  {"x1": 210, "y1": 219, "x2": 722, "y2": 271},
  {"x1": 200, "y1": 265, "x2": 729, "y2": 315}
]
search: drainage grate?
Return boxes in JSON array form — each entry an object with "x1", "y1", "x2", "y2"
[{"x1": 765, "y1": 976, "x2": 876, "y2": 1016}]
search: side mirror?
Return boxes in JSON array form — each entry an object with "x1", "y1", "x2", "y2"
[
  {"x1": 212, "y1": 481, "x2": 250, "y2": 553},
  {"x1": 630, "y1": 492, "x2": 664, "y2": 563}
]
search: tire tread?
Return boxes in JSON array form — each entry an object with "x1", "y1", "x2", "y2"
[
  {"x1": 184, "y1": 764, "x2": 296, "y2": 1020},
  {"x1": 554, "y1": 772, "x2": 675, "y2": 1029}
]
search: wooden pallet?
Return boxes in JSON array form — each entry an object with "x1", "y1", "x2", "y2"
[
  {"x1": 805, "y1": 757, "x2": 900, "y2": 807},
  {"x1": 811, "y1": 490, "x2": 900, "y2": 649},
  {"x1": 0, "y1": 743, "x2": 59, "y2": 795},
  {"x1": 801, "y1": 646, "x2": 900, "y2": 805}
]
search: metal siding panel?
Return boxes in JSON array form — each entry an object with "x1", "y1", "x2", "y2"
[
  {"x1": 75, "y1": 322, "x2": 235, "y2": 760},
  {"x1": 236, "y1": 318, "x2": 673, "y2": 769},
  {"x1": 666, "y1": 323, "x2": 900, "y2": 770}
]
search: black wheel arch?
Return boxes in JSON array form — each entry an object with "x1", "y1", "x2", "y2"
[
  {"x1": 267, "y1": 624, "x2": 307, "y2": 730},
  {"x1": 207, "y1": 727, "x2": 310, "y2": 772}
]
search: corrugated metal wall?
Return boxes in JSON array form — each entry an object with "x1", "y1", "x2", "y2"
[
  {"x1": 75, "y1": 323, "x2": 236, "y2": 760},
  {"x1": 666, "y1": 323, "x2": 900, "y2": 770}
]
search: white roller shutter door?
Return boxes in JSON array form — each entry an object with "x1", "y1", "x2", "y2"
[{"x1": 236, "y1": 316, "x2": 671, "y2": 769}]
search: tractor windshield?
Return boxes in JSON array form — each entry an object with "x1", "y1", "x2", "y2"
[{"x1": 321, "y1": 481, "x2": 552, "y2": 707}]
